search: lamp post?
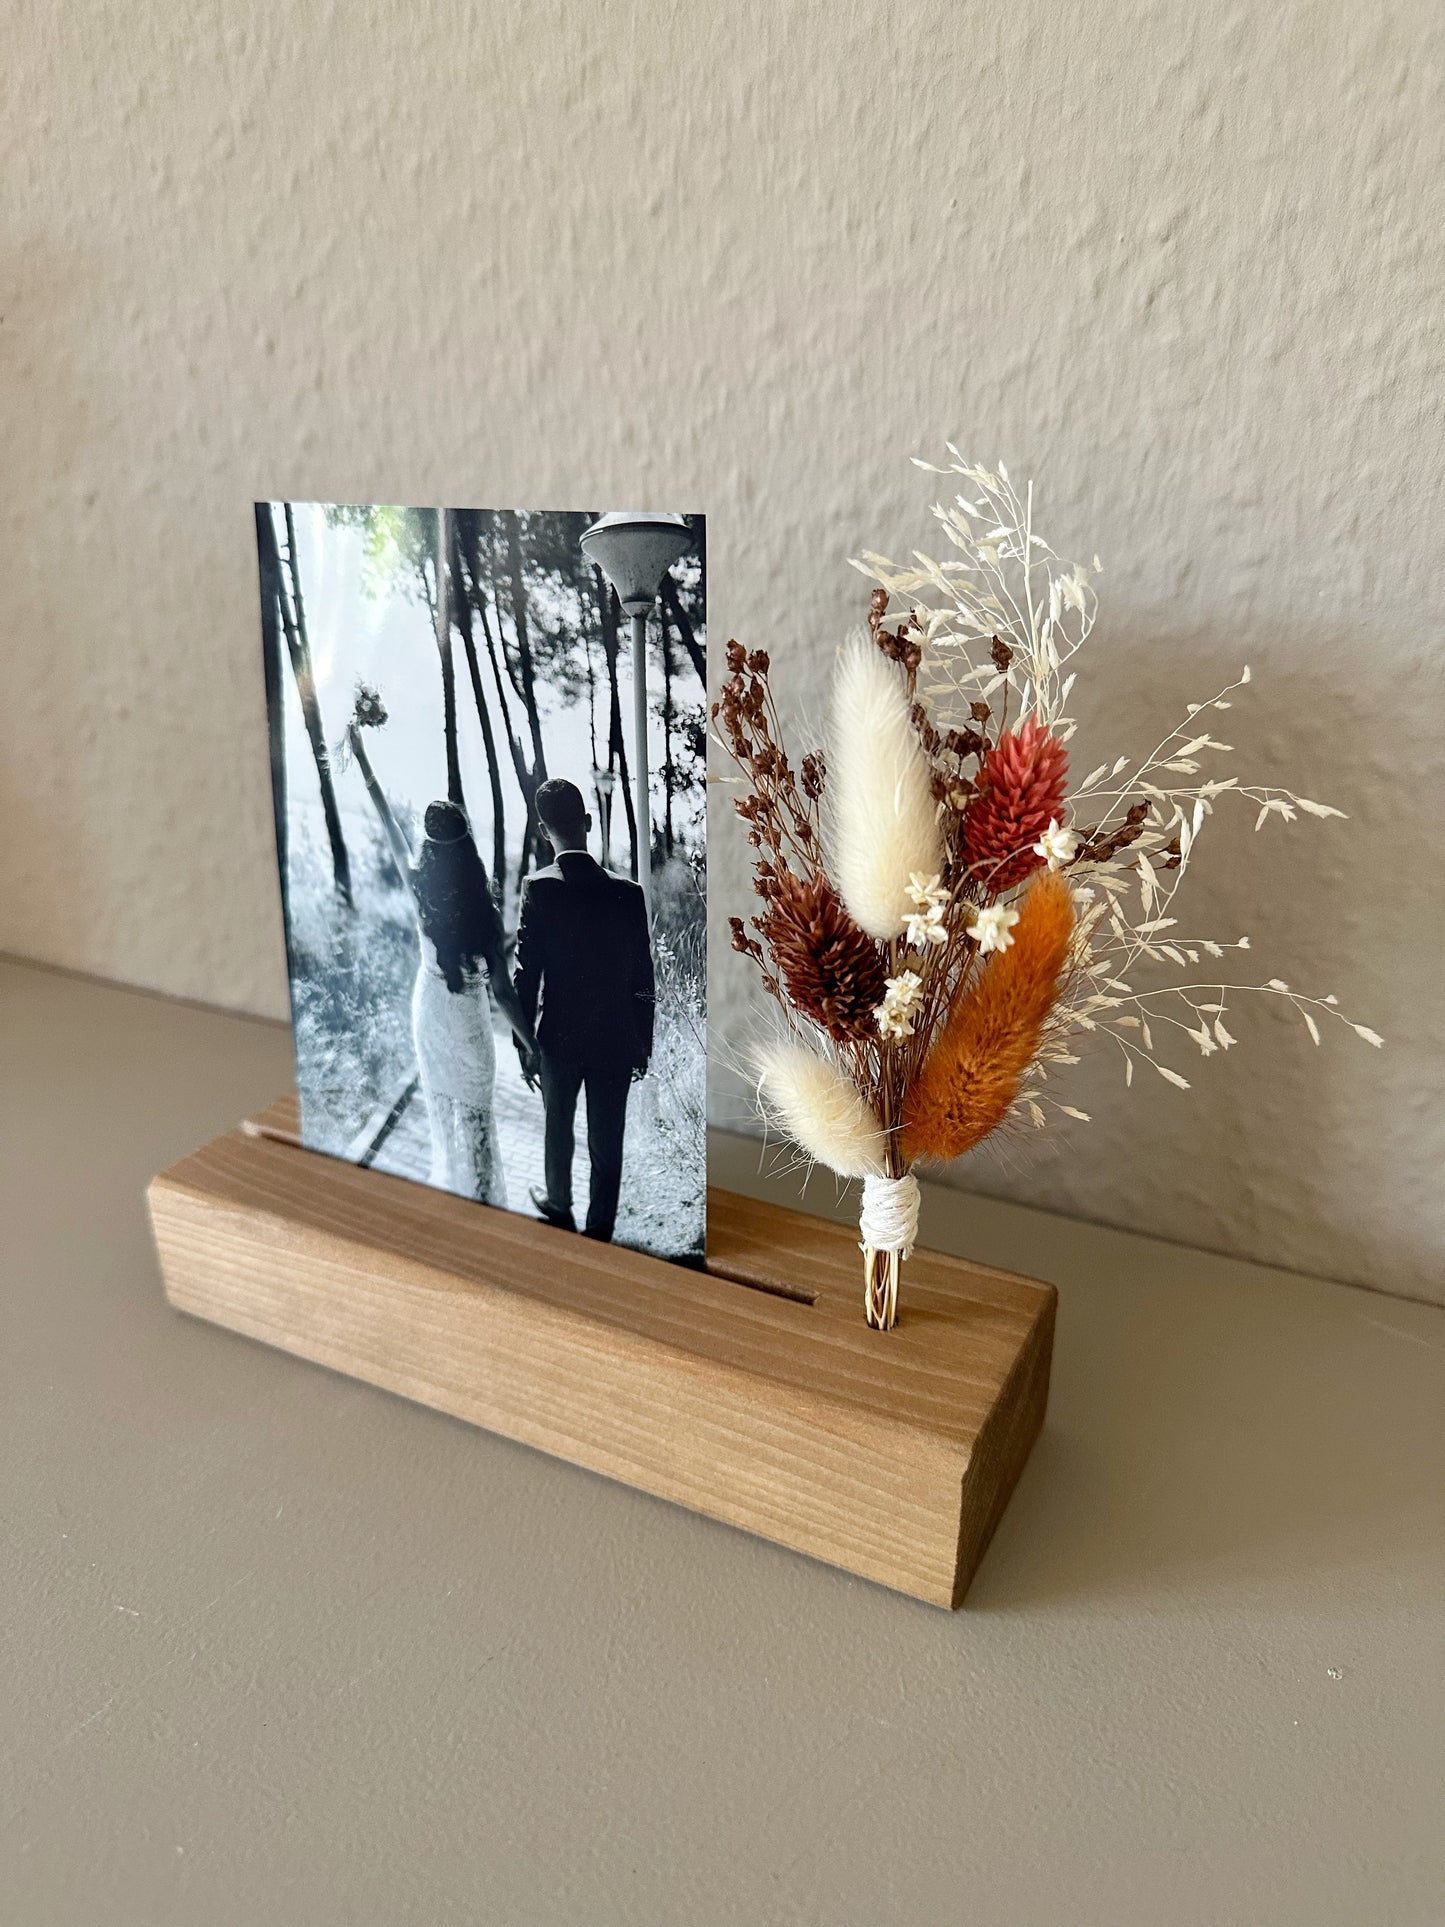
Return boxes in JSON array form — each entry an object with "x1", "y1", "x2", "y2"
[{"x1": 580, "y1": 512, "x2": 693, "y2": 922}]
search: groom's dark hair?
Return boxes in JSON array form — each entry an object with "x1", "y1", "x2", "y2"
[{"x1": 536, "y1": 778, "x2": 588, "y2": 845}]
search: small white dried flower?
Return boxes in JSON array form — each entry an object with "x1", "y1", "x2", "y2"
[
  {"x1": 907, "y1": 871, "x2": 948, "y2": 911},
  {"x1": 903, "y1": 872, "x2": 949, "y2": 948},
  {"x1": 966, "y1": 903, "x2": 1020, "y2": 954},
  {"x1": 1033, "y1": 818, "x2": 1080, "y2": 870},
  {"x1": 875, "y1": 969, "x2": 924, "y2": 1040}
]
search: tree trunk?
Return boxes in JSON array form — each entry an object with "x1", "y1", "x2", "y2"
[
  {"x1": 659, "y1": 597, "x2": 676, "y2": 857},
  {"x1": 505, "y1": 517, "x2": 547, "y2": 749},
  {"x1": 450, "y1": 520, "x2": 507, "y2": 901},
  {"x1": 583, "y1": 598, "x2": 599, "y2": 771},
  {"x1": 477, "y1": 535, "x2": 539, "y2": 844},
  {"x1": 484, "y1": 577, "x2": 541, "y2": 874},
  {"x1": 435, "y1": 509, "x2": 463, "y2": 809},
  {"x1": 271, "y1": 504, "x2": 352, "y2": 908},
  {"x1": 594, "y1": 567, "x2": 638, "y2": 875},
  {"x1": 458, "y1": 514, "x2": 544, "y2": 894},
  {"x1": 459, "y1": 518, "x2": 524, "y2": 774},
  {"x1": 256, "y1": 504, "x2": 288, "y2": 894},
  {"x1": 660, "y1": 573, "x2": 706, "y2": 685},
  {"x1": 503, "y1": 514, "x2": 549, "y2": 874}
]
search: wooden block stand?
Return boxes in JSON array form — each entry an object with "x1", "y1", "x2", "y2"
[{"x1": 148, "y1": 1099, "x2": 1055, "y2": 1608}]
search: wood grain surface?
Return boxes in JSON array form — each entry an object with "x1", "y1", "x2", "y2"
[{"x1": 149, "y1": 1104, "x2": 1055, "y2": 1607}]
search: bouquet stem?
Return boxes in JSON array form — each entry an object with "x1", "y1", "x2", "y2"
[
  {"x1": 859, "y1": 1168, "x2": 919, "y2": 1332},
  {"x1": 863, "y1": 1244, "x2": 902, "y2": 1330}
]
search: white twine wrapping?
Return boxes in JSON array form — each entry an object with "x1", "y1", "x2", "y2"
[{"x1": 858, "y1": 1170, "x2": 921, "y2": 1257}]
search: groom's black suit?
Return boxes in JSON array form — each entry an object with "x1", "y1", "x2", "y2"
[{"x1": 512, "y1": 850, "x2": 654, "y2": 1241}]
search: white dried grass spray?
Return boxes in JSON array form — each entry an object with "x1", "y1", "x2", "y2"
[
  {"x1": 754, "y1": 1039, "x2": 887, "y2": 1179},
  {"x1": 828, "y1": 633, "x2": 942, "y2": 941}
]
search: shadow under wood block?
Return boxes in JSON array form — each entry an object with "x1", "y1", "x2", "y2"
[{"x1": 147, "y1": 1097, "x2": 1055, "y2": 1608}]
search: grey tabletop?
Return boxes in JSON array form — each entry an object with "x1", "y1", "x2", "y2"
[{"x1": 3, "y1": 956, "x2": 1442, "y2": 1927}]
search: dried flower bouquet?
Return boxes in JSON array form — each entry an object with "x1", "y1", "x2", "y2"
[{"x1": 716, "y1": 454, "x2": 1381, "y2": 1329}]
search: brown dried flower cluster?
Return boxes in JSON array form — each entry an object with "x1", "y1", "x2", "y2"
[
  {"x1": 867, "y1": 587, "x2": 923, "y2": 679},
  {"x1": 713, "y1": 641, "x2": 824, "y2": 875},
  {"x1": 715, "y1": 645, "x2": 887, "y2": 1040},
  {"x1": 1071, "y1": 800, "x2": 1149, "y2": 866},
  {"x1": 755, "y1": 868, "x2": 887, "y2": 1042}
]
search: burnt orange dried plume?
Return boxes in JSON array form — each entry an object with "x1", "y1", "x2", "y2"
[{"x1": 902, "y1": 869, "x2": 1076, "y2": 1165}]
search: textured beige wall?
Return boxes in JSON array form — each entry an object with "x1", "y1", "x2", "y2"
[{"x1": 3, "y1": 0, "x2": 1442, "y2": 1299}]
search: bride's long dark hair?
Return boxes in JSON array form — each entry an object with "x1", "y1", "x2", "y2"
[{"x1": 412, "y1": 800, "x2": 503, "y2": 994}]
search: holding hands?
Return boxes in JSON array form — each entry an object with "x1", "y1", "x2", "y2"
[{"x1": 516, "y1": 1035, "x2": 541, "y2": 1090}]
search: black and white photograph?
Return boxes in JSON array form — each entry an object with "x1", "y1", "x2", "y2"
[{"x1": 257, "y1": 504, "x2": 707, "y2": 1262}]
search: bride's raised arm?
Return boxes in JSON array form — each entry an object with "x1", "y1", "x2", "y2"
[{"x1": 348, "y1": 724, "x2": 415, "y2": 891}]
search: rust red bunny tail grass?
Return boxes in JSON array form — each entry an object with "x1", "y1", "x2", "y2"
[
  {"x1": 961, "y1": 718, "x2": 1070, "y2": 894},
  {"x1": 901, "y1": 870, "x2": 1076, "y2": 1165}
]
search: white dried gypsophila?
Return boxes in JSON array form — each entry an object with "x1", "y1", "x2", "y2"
[
  {"x1": 903, "y1": 872, "x2": 950, "y2": 948},
  {"x1": 851, "y1": 451, "x2": 1099, "y2": 742},
  {"x1": 875, "y1": 969, "x2": 924, "y2": 1040},
  {"x1": 1033, "y1": 819, "x2": 1079, "y2": 869},
  {"x1": 966, "y1": 903, "x2": 1020, "y2": 954},
  {"x1": 1038, "y1": 663, "x2": 1380, "y2": 1107},
  {"x1": 852, "y1": 452, "x2": 1383, "y2": 1122}
]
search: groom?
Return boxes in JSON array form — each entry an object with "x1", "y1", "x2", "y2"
[{"x1": 512, "y1": 778, "x2": 655, "y2": 1242}]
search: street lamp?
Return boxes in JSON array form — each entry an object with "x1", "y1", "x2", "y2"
[{"x1": 580, "y1": 512, "x2": 693, "y2": 921}]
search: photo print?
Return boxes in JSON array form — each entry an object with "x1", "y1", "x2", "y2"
[{"x1": 258, "y1": 505, "x2": 707, "y2": 1262}]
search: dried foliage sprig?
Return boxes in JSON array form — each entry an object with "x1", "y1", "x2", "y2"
[{"x1": 715, "y1": 456, "x2": 1381, "y2": 1328}]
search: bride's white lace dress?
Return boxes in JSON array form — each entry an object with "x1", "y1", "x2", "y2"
[{"x1": 411, "y1": 933, "x2": 506, "y2": 1206}]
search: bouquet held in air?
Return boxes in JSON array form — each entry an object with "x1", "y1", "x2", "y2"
[{"x1": 716, "y1": 454, "x2": 1381, "y2": 1329}]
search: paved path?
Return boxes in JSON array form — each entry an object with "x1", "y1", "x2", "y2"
[{"x1": 370, "y1": 1016, "x2": 699, "y2": 1257}]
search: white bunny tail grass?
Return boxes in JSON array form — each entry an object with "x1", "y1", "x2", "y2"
[
  {"x1": 828, "y1": 632, "x2": 942, "y2": 941},
  {"x1": 754, "y1": 1039, "x2": 887, "y2": 1180}
]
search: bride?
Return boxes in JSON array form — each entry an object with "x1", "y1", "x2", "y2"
[{"x1": 349, "y1": 724, "x2": 537, "y2": 1206}]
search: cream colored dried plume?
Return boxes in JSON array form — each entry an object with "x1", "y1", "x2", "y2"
[
  {"x1": 828, "y1": 633, "x2": 943, "y2": 940},
  {"x1": 754, "y1": 1039, "x2": 887, "y2": 1179}
]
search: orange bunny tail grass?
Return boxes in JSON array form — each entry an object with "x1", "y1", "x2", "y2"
[{"x1": 902, "y1": 870, "x2": 1076, "y2": 1165}]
